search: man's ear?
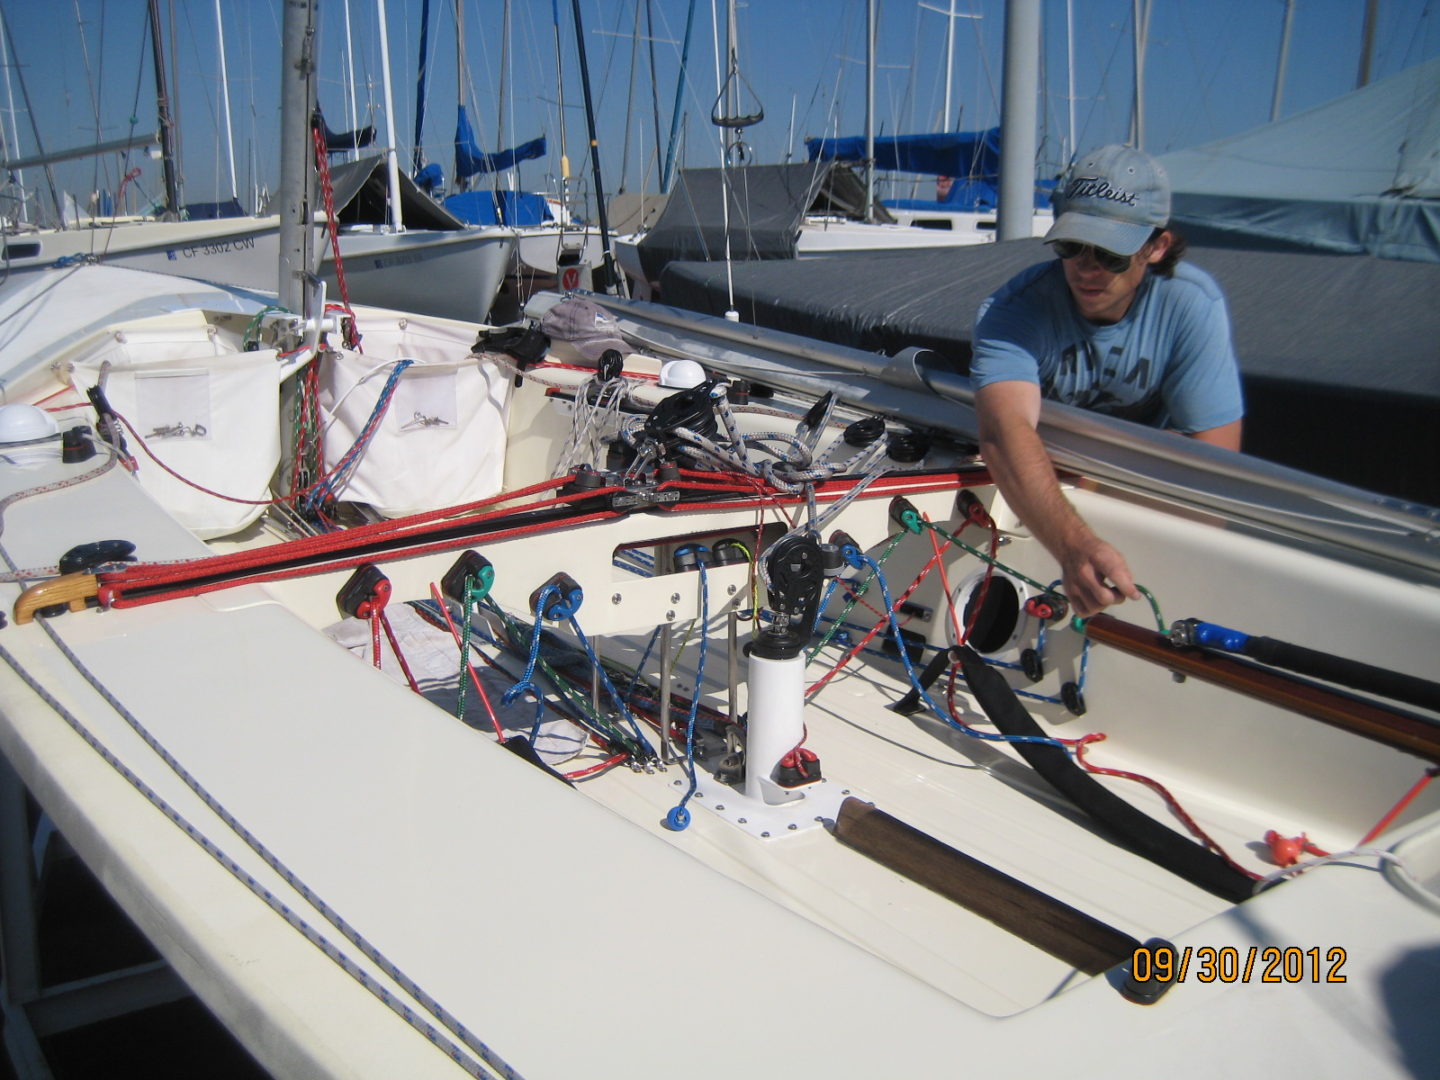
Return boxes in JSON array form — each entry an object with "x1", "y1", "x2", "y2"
[{"x1": 1145, "y1": 230, "x2": 1173, "y2": 265}]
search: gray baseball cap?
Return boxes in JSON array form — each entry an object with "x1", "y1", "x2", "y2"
[
  {"x1": 539, "y1": 296, "x2": 631, "y2": 363},
  {"x1": 1045, "y1": 145, "x2": 1170, "y2": 256}
]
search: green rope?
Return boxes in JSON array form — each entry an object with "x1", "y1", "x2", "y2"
[
  {"x1": 455, "y1": 569, "x2": 494, "y2": 721},
  {"x1": 902, "y1": 508, "x2": 1167, "y2": 634}
]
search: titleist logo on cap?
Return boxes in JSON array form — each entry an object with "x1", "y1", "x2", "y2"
[{"x1": 1063, "y1": 176, "x2": 1138, "y2": 207}]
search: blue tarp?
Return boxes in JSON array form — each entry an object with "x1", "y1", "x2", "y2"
[
  {"x1": 806, "y1": 127, "x2": 1052, "y2": 211},
  {"x1": 443, "y1": 191, "x2": 555, "y2": 227},
  {"x1": 1158, "y1": 56, "x2": 1440, "y2": 263},
  {"x1": 806, "y1": 128, "x2": 1002, "y2": 179}
]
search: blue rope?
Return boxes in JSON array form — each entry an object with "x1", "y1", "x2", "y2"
[
  {"x1": 563, "y1": 609, "x2": 655, "y2": 757},
  {"x1": 839, "y1": 547, "x2": 1068, "y2": 750},
  {"x1": 304, "y1": 359, "x2": 414, "y2": 514},
  {"x1": 504, "y1": 584, "x2": 556, "y2": 740},
  {"x1": 622, "y1": 627, "x2": 663, "y2": 710},
  {"x1": 665, "y1": 561, "x2": 710, "y2": 831}
]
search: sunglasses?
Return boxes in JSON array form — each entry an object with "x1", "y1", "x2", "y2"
[{"x1": 1052, "y1": 240, "x2": 1132, "y2": 274}]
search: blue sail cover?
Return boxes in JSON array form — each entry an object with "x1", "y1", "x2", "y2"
[
  {"x1": 454, "y1": 106, "x2": 546, "y2": 181},
  {"x1": 1158, "y1": 56, "x2": 1440, "y2": 263},
  {"x1": 806, "y1": 127, "x2": 1050, "y2": 211},
  {"x1": 807, "y1": 128, "x2": 1002, "y2": 178}
]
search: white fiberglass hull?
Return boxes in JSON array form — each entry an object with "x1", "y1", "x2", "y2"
[
  {"x1": 0, "y1": 270, "x2": 1436, "y2": 1080},
  {"x1": 1, "y1": 216, "x2": 286, "y2": 292},
  {"x1": 320, "y1": 226, "x2": 516, "y2": 323}
]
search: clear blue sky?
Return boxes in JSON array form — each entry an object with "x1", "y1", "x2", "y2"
[{"x1": 3, "y1": 0, "x2": 1437, "y2": 221}]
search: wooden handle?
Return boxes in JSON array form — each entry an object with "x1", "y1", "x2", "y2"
[
  {"x1": 1084, "y1": 613, "x2": 1440, "y2": 763},
  {"x1": 834, "y1": 797, "x2": 1140, "y2": 974},
  {"x1": 12, "y1": 574, "x2": 99, "y2": 625}
]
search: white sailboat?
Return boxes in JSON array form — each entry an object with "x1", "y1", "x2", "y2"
[
  {"x1": 0, "y1": 2, "x2": 1436, "y2": 1078},
  {"x1": 0, "y1": 0, "x2": 286, "y2": 296},
  {"x1": 315, "y1": 0, "x2": 515, "y2": 325}
]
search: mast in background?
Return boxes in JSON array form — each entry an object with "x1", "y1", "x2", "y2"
[
  {"x1": 0, "y1": 11, "x2": 27, "y2": 223},
  {"x1": 864, "y1": 0, "x2": 875, "y2": 222},
  {"x1": 997, "y1": 0, "x2": 1039, "y2": 241},
  {"x1": 660, "y1": 0, "x2": 698, "y2": 193},
  {"x1": 375, "y1": 0, "x2": 405, "y2": 231},
  {"x1": 569, "y1": 0, "x2": 617, "y2": 289},
  {"x1": 1270, "y1": 0, "x2": 1296, "y2": 122},
  {"x1": 1357, "y1": 0, "x2": 1379, "y2": 88},
  {"x1": 146, "y1": 0, "x2": 181, "y2": 217},
  {"x1": 213, "y1": 0, "x2": 238, "y2": 202},
  {"x1": 918, "y1": 0, "x2": 982, "y2": 133},
  {"x1": 1129, "y1": 0, "x2": 1150, "y2": 149}
]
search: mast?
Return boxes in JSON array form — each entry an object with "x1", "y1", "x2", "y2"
[
  {"x1": 1066, "y1": 0, "x2": 1075, "y2": 161},
  {"x1": 551, "y1": 1, "x2": 572, "y2": 214},
  {"x1": 213, "y1": 0, "x2": 238, "y2": 201},
  {"x1": 1270, "y1": 0, "x2": 1295, "y2": 122},
  {"x1": 412, "y1": 0, "x2": 432, "y2": 175},
  {"x1": 660, "y1": 0, "x2": 698, "y2": 193},
  {"x1": 0, "y1": 9, "x2": 29, "y2": 223},
  {"x1": 864, "y1": 0, "x2": 875, "y2": 222},
  {"x1": 0, "y1": 4, "x2": 63, "y2": 225},
  {"x1": 146, "y1": 0, "x2": 181, "y2": 218},
  {"x1": 376, "y1": 0, "x2": 405, "y2": 230},
  {"x1": 996, "y1": 0, "x2": 1039, "y2": 241},
  {"x1": 1357, "y1": 0, "x2": 1379, "y2": 88},
  {"x1": 1129, "y1": 0, "x2": 1150, "y2": 149},
  {"x1": 343, "y1": 0, "x2": 360, "y2": 141},
  {"x1": 278, "y1": 0, "x2": 317, "y2": 313},
  {"x1": 568, "y1": 0, "x2": 617, "y2": 288},
  {"x1": 919, "y1": 1, "x2": 980, "y2": 132},
  {"x1": 493, "y1": 0, "x2": 508, "y2": 197}
]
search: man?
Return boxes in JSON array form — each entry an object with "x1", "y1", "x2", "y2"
[{"x1": 970, "y1": 145, "x2": 1243, "y2": 618}]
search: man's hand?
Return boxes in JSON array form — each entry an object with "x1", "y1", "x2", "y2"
[
  {"x1": 976, "y1": 382, "x2": 1142, "y2": 619},
  {"x1": 1056, "y1": 534, "x2": 1141, "y2": 619}
]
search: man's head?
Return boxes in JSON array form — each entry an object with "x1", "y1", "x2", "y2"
[
  {"x1": 1046, "y1": 145, "x2": 1170, "y2": 255},
  {"x1": 1046, "y1": 145, "x2": 1174, "y2": 323}
]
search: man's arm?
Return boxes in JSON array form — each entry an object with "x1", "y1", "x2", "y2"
[
  {"x1": 974, "y1": 380, "x2": 1141, "y2": 618},
  {"x1": 1185, "y1": 418, "x2": 1242, "y2": 451}
]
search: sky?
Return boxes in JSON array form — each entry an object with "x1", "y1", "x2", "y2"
[{"x1": 2, "y1": 0, "x2": 1437, "y2": 223}]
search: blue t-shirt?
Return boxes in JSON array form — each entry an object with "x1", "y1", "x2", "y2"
[{"x1": 970, "y1": 260, "x2": 1243, "y2": 433}]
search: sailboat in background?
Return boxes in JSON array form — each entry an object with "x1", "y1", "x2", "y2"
[
  {"x1": 611, "y1": 0, "x2": 1045, "y2": 301},
  {"x1": 430, "y1": 0, "x2": 604, "y2": 322},
  {"x1": 0, "y1": 0, "x2": 287, "y2": 295},
  {"x1": 316, "y1": 0, "x2": 515, "y2": 324}
]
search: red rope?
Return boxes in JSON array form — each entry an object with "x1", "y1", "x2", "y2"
[
  {"x1": 1359, "y1": 767, "x2": 1438, "y2": 845},
  {"x1": 1072, "y1": 733, "x2": 1262, "y2": 881},
  {"x1": 101, "y1": 509, "x2": 623, "y2": 610},
  {"x1": 99, "y1": 475, "x2": 582, "y2": 593},
  {"x1": 311, "y1": 119, "x2": 359, "y2": 347},
  {"x1": 376, "y1": 610, "x2": 422, "y2": 693},
  {"x1": 806, "y1": 545, "x2": 950, "y2": 698}
]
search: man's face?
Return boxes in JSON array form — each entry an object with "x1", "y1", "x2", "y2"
[{"x1": 1060, "y1": 232, "x2": 1171, "y2": 324}]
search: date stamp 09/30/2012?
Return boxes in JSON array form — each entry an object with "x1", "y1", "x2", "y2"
[{"x1": 1131, "y1": 944, "x2": 1348, "y2": 985}]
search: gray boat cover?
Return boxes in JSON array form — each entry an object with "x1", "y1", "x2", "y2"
[
  {"x1": 1158, "y1": 57, "x2": 1440, "y2": 264},
  {"x1": 634, "y1": 162, "x2": 889, "y2": 283},
  {"x1": 658, "y1": 240, "x2": 1440, "y2": 505},
  {"x1": 326, "y1": 155, "x2": 467, "y2": 231}
]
